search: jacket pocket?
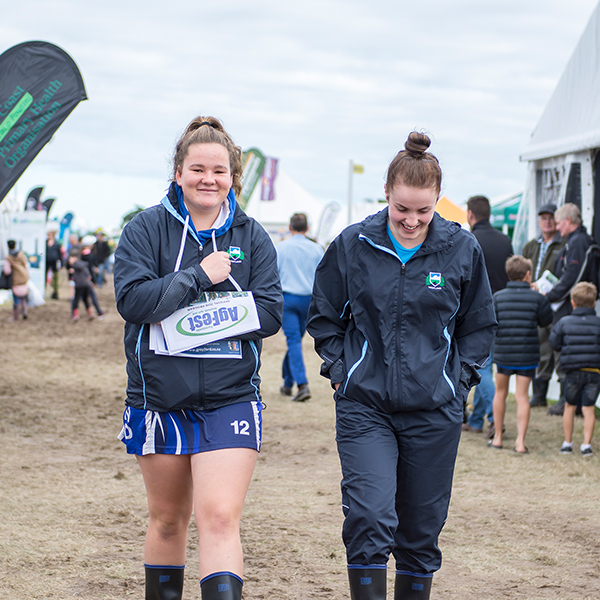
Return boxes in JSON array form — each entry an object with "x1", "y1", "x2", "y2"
[{"x1": 342, "y1": 336, "x2": 369, "y2": 395}]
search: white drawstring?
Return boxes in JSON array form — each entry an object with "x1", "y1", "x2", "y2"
[
  {"x1": 174, "y1": 219, "x2": 242, "y2": 291},
  {"x1": 211, "y1": 229, "x2": 243, "y2": 291},
  {"x1": 174, "y1": 215, "x2": 190, "y2": 273}
]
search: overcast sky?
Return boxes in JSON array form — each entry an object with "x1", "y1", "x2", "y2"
[{"x1": 1, "y1": 0, "x2": 598, "y2": 232}]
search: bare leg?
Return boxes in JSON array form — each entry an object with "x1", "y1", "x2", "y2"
[
  {"x1": 563, "y1": 404, "x2": 576, "y2": 444},
  {"x1": 191, "y1": 448, "x2": 258, "y2": 579},
  {"x1": 492, "y1": 373, "x2": 509, "y2": 447},
  {"x1": 514, "y1": 375, "x2": 532, "y2": 452},
  {"x1": 137, "y1": 454, "x2": 194, "y2": 565},
  {"x1": 582, "y1": 406, "x2": 596, "y2": 446}
]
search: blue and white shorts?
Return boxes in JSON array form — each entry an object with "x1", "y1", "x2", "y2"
[{"x1": 118, "y1": 401, "x2": 263, "y2": 456}]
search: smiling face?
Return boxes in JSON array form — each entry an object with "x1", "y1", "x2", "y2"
[
  {"x1": 386, "y1": 182, "x2": 438, "y2": 248},
  {"x1": 175, "y1": 142, "x2": 233, "y2": 227}
]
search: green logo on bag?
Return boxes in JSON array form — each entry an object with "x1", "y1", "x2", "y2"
[{"x1": 426, "y1": 272, "x2": 444, "y2": 289}]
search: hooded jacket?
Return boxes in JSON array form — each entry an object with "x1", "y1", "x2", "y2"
[
  {"x1": 5, "y1": 249, "x2": 29, "y2": 286},
  {"x1": 307, "y1": 209, "x2": 497, "y2": 413},
  {"x1": 114, "y1": 184, "x2": 283, "y2": 412}
]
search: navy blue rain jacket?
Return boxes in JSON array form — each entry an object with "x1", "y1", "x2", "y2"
[
  {"x1": 114, "y1": 185, "x2": 283, "y2": 412},
  {"x1": 307, "y1": 209, "x2": 497, "y2": 413},
  {"x1": 546, "y1": 225, "x2": 593, "y2": 320}
]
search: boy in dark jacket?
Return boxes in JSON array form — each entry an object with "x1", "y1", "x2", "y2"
[
  {"x1": 549, "y1": 282, "x2": 600, "y2": 456},
  {"x1": 491, "y1": 256, "x2": 553, "y2": 453}
]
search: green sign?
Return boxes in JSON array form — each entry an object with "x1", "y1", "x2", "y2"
[{"x1": 239, "y1": 147, "x2": 266, "y2": 210}]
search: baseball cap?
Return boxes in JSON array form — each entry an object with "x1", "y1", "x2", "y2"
[{"x1": 538, "y1": 203, "x2": 557, "y2": 216}]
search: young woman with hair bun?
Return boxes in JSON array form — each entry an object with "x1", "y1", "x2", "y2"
[
  {"x1": 308, "y1": 132, "x2": 497, "y2": 599},
  {"x1": 114, "y1": 116, "x2": 283, "y2": 600}
]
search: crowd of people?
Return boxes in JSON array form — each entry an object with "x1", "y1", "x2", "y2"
[
  {"x1": 3, "y1": 117, "x2": 600, "y2": 600},
  {"x1": 44, "y1": 230, "x2": 111, "y2": 320},
  {"x1": 461, "y1": 199, "x2": 600, "y2": 459}
]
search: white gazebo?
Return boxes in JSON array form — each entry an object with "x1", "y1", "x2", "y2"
[{"x1": 514, "y1": 2, "x2": 600, "y2": 251}]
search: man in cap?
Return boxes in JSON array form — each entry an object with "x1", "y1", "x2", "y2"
[
  {"x1": 522, "y1": 204, "x2": 565, "y2": 407},
  {"x1": 535, "y1": 203, "x2": 596, "y2": 415}
]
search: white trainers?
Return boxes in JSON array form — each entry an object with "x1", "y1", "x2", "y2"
[{"x1": 559, "y1": 442, "x2": 573, "y2": 454}]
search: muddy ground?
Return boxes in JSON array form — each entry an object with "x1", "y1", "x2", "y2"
[{"x1": 1, "y1": 278, "x2": 599, "y2": 599}]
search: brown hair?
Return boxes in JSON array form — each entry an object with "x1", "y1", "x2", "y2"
[
  {"x1": 571, "y1": 282, "x2": 597, "y2": 308},
  {"x1": 385, "y1": 132, "x2": 442, "y2": 194},
  {"x1": 172, "y1": 116, "x2": 243, "y2": 197},
  {"x1": 466, "y1": 195, "x2": 491, "y2": 221},
  {"x1": 289, "y1": 213, "x2": 308, "y2": 232},
  {"x1": 505, "y1": 255, "x2": 532, "y2": 281}
]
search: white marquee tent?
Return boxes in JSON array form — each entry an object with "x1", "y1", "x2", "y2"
[
  {"x1": 242, "y1": 158, "x2": 383, "y2": 246},
  {"x1": 514, "y1": 1, "x2": 600, "y2": 251}
]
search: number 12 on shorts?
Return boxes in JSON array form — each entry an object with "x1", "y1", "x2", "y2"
[{"x1": 231, "y1": 420, "x2": 250, "y2": 435}]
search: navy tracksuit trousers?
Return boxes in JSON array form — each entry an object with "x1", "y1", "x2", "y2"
[{"x1": 335, "y1": 395, "x2": 463, "y2": 573}]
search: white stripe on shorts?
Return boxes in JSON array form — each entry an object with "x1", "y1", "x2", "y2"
[
  {"x1": 251, "y1": 401, "x2": 261, "y2": 452},
  {"x1": 142, "y1": 411, "x2": 158, "y2": 455},
  {"x1": 168, "y1": 413, "x2": 183, "y2": 454}
]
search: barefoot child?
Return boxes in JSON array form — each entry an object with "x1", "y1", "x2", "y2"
[
  {"x1": 549, "y1": 282, "x2": 600, "y2": 457},
  {"x1": 490, "y1": 256, "x2": 553, "y2": 453}
]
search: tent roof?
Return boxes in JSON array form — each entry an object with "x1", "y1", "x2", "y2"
[
  {"x1": 521, "y1": 3, "x2": 600, "y2": 161},
  {"x1": 435, "y1": 196, "x2": 466, "y2": 224},
  {"x1": 244, "y1": 166, "x2": 327, "y2": 230}
]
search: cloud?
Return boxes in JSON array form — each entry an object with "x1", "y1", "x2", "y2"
[{"x1": 1, "y1": 0, "x2": 598, "y2": 227}]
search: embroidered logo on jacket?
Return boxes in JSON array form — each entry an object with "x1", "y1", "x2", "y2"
[
  {"x1": 228, "y1": 246, "x2": 245, "y2": 263},
  {"x1": 426, "y1": 272, "x2": 445, "y2": 289}
]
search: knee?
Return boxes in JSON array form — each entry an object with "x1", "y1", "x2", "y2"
[
  {"x1": 149, "y1": 509, "x2": 191, "y2": 541},
  {"x1": 197, "y1": 505, "x2": 240, "y2": 538}
]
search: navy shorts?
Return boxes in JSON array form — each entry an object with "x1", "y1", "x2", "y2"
[
  {"x1": 118, "y1": 401, "x2": 263, "y2": 456},
  {"x1": 496, "y1": 365, "x2": 536, "y2": 378},
  {"x1": 564, "y1": 371, "x2": 600, "y2": 407}
]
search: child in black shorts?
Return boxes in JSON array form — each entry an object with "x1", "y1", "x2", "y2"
[
  {"x1": 549, "y1": 282, "x2": 600, "y2": 457},
  {"x1": 490, "y1": 256, "x2": 553, "y2": 453}
]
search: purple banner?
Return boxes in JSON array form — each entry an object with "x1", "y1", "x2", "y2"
[{"x1": 260, "y1": 157, "x2": 278, "y2": 201}]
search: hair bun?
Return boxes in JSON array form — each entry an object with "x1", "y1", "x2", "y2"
[
  {"x1": 187, "y1": 116, "x2": 223, "y2": 135},
  {"x1": 404, "y1": 132, "x2": 431, "y2": 156}
]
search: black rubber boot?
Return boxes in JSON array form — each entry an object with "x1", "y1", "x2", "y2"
[
  {"x1": 529, "y1": 378, "x2": 549, "y2": 407},
  {"x1": 145, "y1": 565, "x2": 184, "y2": 600},
  {"x1": 394, "y1": 572, "x2": 432, "y2": 599},
  {"x1": 348, "y1": 567, "x2": 387, "y2": 600},
  {"x1": 200, "y1": 572, "x2": 243, "y2": 600}
]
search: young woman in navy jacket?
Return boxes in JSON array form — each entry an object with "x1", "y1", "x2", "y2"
[
  {"x1": 307, "y1": 132, "x2": 497, "y2": 600},
  {"x1": 114, "y1": 116, "x2": 282, "y2": 600}
]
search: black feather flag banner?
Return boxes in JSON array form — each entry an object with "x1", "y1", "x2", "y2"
[{"x1": 0, "y1": 41, "x2": 87, "y2": 203}]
